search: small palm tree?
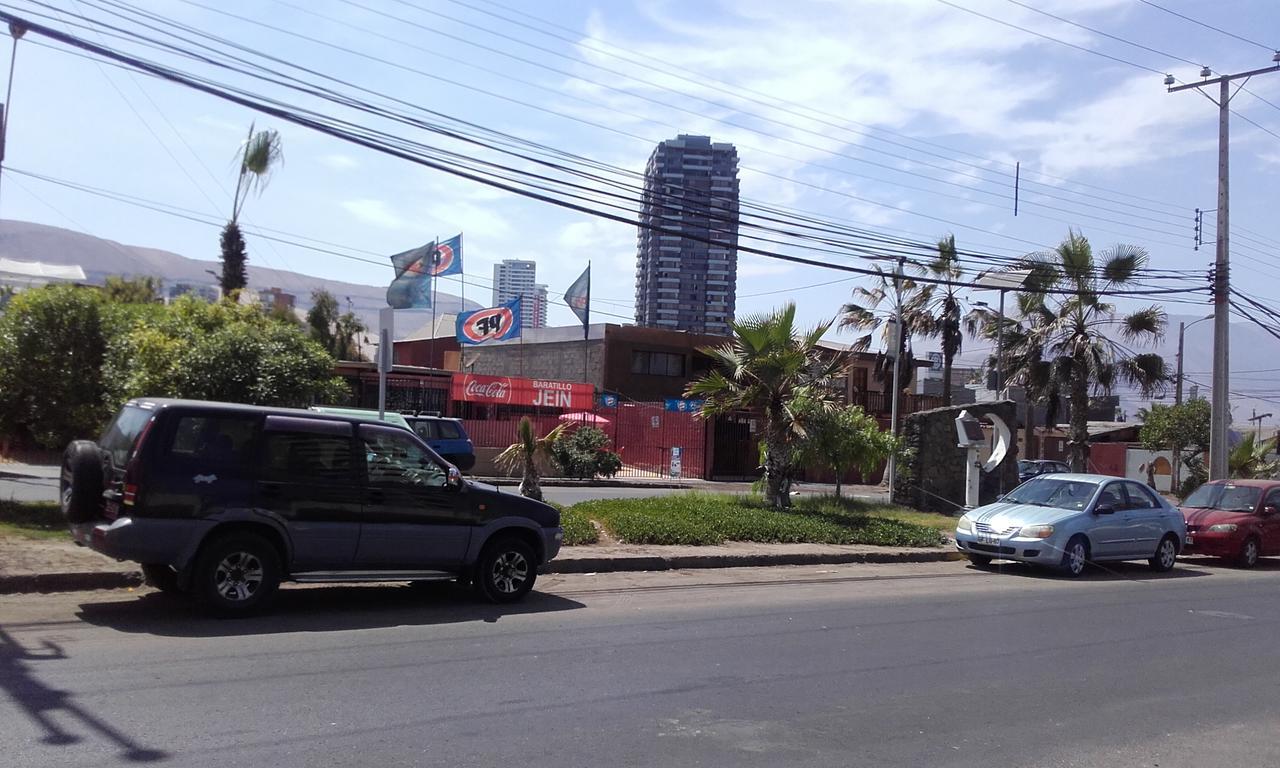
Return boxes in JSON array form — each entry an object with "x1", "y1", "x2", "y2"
[
  {"x1": 1006, "y1": 231, "x2": 1167, "y2": 471},
  {"x1": 1230, "y1": 433, "x2": 1279, "y2": 479},
  {"x1": 220, "y1": 123, "x2": 283, "y2": 296},
  {"x1": 839, "y1": 261, "x2": 934, "y2": 416},
  {"x1": 687, "y1": 303, "x2": 845, "y2": 509},
  {"x1": 495, "y1": 418, "x2": 566, "y2": 501}
]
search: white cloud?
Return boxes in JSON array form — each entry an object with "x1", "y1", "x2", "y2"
[
  {"x1": 320, "y1": 153, "x2": 359, "y2": 170},
  {"x1": 737, "y1": 254, "x2": 794, "y2": 278},
  {"x1": 341, "y1": 199, "x2": 405, "y2": 230},
  {"x1": 427, "y1": 202, "x2": 511, "y2": 238}
]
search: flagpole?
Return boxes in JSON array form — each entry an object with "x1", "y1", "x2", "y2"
[
  {"x1": 583, "y1": 260, "x2": 590, "y2": 387},
  {"x1": 429, "y1": 236, "x2": 439, "y2": 370},
  {"x1": 458, "y1": 269, "x2": 465, "y2": 374}
]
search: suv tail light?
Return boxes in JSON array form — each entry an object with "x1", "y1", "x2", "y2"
[{"x1": 122, "y1": 415, "x2": 157, "y2": 507}]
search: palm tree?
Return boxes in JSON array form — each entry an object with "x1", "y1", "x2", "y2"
[
  {"x1": 1229, "y1": 433, "x2": 1279, "y2": 479},
  {"x1": 495, "y1": 417, "x2": 566, "y2": 501},
  {"x1": 220, "y1": 123, "x2": 283, "y2": 296},
  {"x1": 687, "y1": 303, "x2": 845, "y2": 509},
  {"x1": 838, "y1": 261, "x2": 934, "y2": 416},
  {"x1": 1003, "y1": 231, "x2": 1167, "y2": 472},
  {"x1": 928, "y1": 235, "x2": 964, "y2": 406}
]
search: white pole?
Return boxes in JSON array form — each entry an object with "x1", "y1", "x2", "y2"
[
  {"x1": 886, "y1": 257, "x2": 905, "y2": 500},
  {"x1": 378, "y1": 307, "x2": 394, "y2": 420}
]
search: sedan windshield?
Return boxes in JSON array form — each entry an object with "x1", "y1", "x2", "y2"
[
  {"x1": 1183, "y1": 483, "x2": 1262, "y2": 512},
  {"x1": 1004, "y1": 477, "x2": 1097, "y2": 511}
]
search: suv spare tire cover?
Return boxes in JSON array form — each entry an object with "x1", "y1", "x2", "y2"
[{"x1": 61, "y1": 440, "x2": 105, "y2": 524}]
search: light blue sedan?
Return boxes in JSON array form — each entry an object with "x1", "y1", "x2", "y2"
[{"x1": 954, "y1": 473, "x2": 1186, "y2": 577}]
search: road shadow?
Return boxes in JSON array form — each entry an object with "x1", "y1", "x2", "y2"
[
  {"x1": 967, "y1": 559, "x2": 1213, "y2": 581},
  {"x1": 0, "y1": 627, "x2": 168, "y2": 762},
  {"x1": 75, "y1": 582, "x2": 585, "y2": 638}
]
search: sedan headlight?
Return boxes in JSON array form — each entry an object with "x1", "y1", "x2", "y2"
[
  {"x1": 1017, "y1": 524, "x2": 1055, "y2": 539},
  {"x1": 1207, "y1": 523, "x2": 1238, "y2": 533},
  {"x1": 956, "y1": 516, "x2": 974, "y2": 534}
]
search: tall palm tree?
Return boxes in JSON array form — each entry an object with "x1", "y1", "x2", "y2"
[
  {"x1": 1008, "y1": 231, "x2": 1167, "y2": 471},
  {"x1": 928, "y1": 235, "x2": 964, "y2": 406},
  {"x1": 687, "y1": 304, "x2": 845, "y2": 509},
  {"x1": 220, "y1": 123, "x2": 283, "y2": 296},
  {"x1": 838, "y1": 261, "x2": 934, "y2": 415}
]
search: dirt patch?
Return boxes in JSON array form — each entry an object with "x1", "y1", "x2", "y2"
[{"x1": 0, "y1": 534, "x2": 135, "y2": 577}]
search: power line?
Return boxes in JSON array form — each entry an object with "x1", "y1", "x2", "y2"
[
  {"x1": 1001, "y1": 0, "x2": 1203, "y2": 69},
  {"x1": 1136, "y1": 0, "x2": 1277, "y2": 54}
]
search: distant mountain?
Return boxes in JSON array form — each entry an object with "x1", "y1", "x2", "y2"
[{"x1": 0, "y1": 220, "x2": 481, "y2": 338}]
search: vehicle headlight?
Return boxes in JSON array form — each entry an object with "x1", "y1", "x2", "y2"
[
  {"x1": 1207, "y1": 523, "x2": 1238, "y2": 533},
  {"x1": 956, "y1": 516, "x2": 974, "y2": 534},
  {"x1": 1017, "y1": 524, "x2": 1055, "y2": 539}
]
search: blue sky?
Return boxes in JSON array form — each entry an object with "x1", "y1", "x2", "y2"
[{"x1": 3, "y1": 0, "x2": 1280, "y2": 387}]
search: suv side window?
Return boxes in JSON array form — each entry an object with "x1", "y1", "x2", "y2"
[
  {"x1": 263, "y1": 431, "x2": 354, "y2": 484},
  {"x1": 361, "y1": 426, "x2": 447, "y2": 488},
  {"x1": 411, "y1": 421, "x2": 436, "y2": 441},
  {"x1": 164, "y1": 414, "x2": 259, "y2": 470},
  {"x1": 436, "y1": 420, "x2": 462, "y2": 440},
  {"x1": 1121, "y1": 481, "x2": 1159, "y2": 510}
]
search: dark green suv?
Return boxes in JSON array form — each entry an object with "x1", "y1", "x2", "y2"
[{"x1": 61, "y1": 399, "x2": 562, "y2": 615}]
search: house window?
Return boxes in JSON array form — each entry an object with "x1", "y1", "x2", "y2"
[{"x1": 631, "y1": 350, "x2": 686, "y2": 376}]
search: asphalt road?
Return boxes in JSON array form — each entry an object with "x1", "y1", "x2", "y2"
[
  {"x1": 5, "y1": 559, "x2": 1280, "y2": 767},
  {"x1": 0, "y1": 475, "x2": 59, "y2": 503}
]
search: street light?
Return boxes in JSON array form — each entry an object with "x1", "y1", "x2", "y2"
[
  {"x1": 1172, "y1": 314, "x2": 1214, "y2": 490},
  {"x1": 0, "y1": 20, "x2": 26, "y2": 213},
  {"x1": 972, "y1": 268, "x2": 1033, "y2": 397}
]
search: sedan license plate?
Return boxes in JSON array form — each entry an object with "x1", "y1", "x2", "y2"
[
  {"x1": 103, "y1": 501, "x2": 119, "y2": 521},
  {"x1": 977, "y1": 534, "x2": 999, "y2": 546}
]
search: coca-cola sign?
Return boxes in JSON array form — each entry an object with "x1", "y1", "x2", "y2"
[
  {"x1": 451, "y1": 373, "x2": 593, "y2": 409},
  {"x1": 455, "y1": 375, "x2": 514, "y2": 404}
]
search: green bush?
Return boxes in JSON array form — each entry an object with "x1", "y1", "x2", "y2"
[
  {"x1": 549, "y1": 425, "x2": 622, "y2": 479},
  {"x1": 570, "y1": 493, "x2": 947, "y2": 548}
]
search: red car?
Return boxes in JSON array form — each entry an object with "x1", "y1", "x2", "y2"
[{"x1": 1181, "y1": 479, "x2": 1280, "y2": 567}]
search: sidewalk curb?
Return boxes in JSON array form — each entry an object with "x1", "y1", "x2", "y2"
[
  {"x1": 0, "y1": 570, "x2": 142, "y2": 594},
  {"x1": 546, "y1": 549, "x2": 964, "y2": 574},
  {"x1": 0, "y1": 550, "x2": 961, "y2": 593}
]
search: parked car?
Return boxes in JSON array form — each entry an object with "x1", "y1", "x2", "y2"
[
  {"x1": 1017, "y1": 459, "x2": 1070, "y2": 483},
  {"x1": 1180, "y1": 479, "x2": 1280, "y2": 568},
  {"x1": 955, "y1": 473, "x2": 1186, "y2": 576},
  {"x1": 60, "y1": 398, "x2": 561, "y2": 615},
  {"x1": 404, "y1": 415, "x2": 476, "y2": 472},
  {"x1": 308, "y1": 405, "x2": 412, "y2": 430}
]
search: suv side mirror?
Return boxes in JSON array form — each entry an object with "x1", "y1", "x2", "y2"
[
  {"x1": 446, "y1": 466, "x2": 463, "y2": 490},
  {"x1": 1094, "y1": 504, "x2": 1115, "y2": 515},
  {"x1": 1264, "y1": 505, "x2": 1279, "y2": 517}
]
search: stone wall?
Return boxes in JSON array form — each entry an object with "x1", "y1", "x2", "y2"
[
  {"x1": 461, "y1": 339, "x2": 607, "y2": 389},
  {"x1": 895, "y1": 400, "x2": 1020, "y2": 513}
]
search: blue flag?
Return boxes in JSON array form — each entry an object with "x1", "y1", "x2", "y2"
[
  {"x1": 429, "y1": 233, "x2": 463, "y2": 277},
  {"x1": 456, "y1": 297, "x2": 522, "y2": 345},
  {"x1": 386, "y1": 241, "x2": 434, "y2": 309},
  {"x1": 564, "y1": 263, "x2": 589, "y2": 337}
]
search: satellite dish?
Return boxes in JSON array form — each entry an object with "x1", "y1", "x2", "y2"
[{"x1": 982, "y1": 413, "x2": 1012, "y2": 473}]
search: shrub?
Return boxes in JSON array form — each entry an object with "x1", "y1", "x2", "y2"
[{"x1": 549, "y1": 425, "x2": 622, "y2": 479}]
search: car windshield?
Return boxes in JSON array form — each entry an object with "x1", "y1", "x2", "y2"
[
  {"x1": 1017, "y1": 460, "x2": 1032, "y2": 472},
  {"x1": 1183, "y1": 483, "x2": 1262, "y2": 512},
  {"x1": 1003, "y1": 477, "x2": 1098, "y2": 510}
]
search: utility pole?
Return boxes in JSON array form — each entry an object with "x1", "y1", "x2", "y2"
[
  {"x1": 1168, "y1": 56, "x2": 1280, "y2": 480},
  {"x1": 886, "y1": 256, "x2": 905, "y2": 503}
]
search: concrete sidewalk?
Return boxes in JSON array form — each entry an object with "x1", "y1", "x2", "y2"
[
  {"x1": 0, "y1": 461, "x2": 60, "y2": 481},
  {"x1": 0, "y1": 534, "x2": 954, "y2": 593}
]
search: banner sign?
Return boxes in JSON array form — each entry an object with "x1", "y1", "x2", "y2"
[
  {"x1": 664, "y1": 398, "x2": 706, "y2": 413},
  {"x1": 451, "y1": 373, "x2": 594, "y2": 410},
  {"x1": 456, "y1": 298, "x2": 521, "y2": 345},
  {"x1": 386, "y1": 241, "x2": 435, "y2": 309}
]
